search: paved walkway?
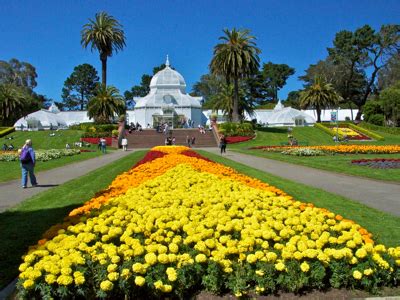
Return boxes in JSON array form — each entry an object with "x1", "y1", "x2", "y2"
[
  {"x1": 200, "y1": 148, "x2": 400, "y2": 217},
  {"x1": 0, "y1": 150, "x2": 138, "y2": 213}
]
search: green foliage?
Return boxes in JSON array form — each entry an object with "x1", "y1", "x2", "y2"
[
  {"x1": 0, "y1": 58, "x2": 37, "y2": 89},
  {"x1": 0, "y1": 84, "x2": 27, "y2": 126},
  {"x1": 367, "y1": 114, "x2": 384, "y2": 126},
  {"x1": 81, "y1": 11, "x2": 126, "y2": 86},
  {"x1": 380, "y1": 81, "x2": 400, "y2": 126},
  {"x1": 218, "y1": 122, "x2": 254, "y2": 137},
  {"x1": 87, "y1": 84, "x2": 125, "y2": 124},
  {"x1": 210, "y1": 28, "x2": 261, "y2": 122},
  {"x1": 360, "y1": 122, "x2": 400, "y2": 135},
  {"x1": 261, "y1": 62, "x2": 295, "y2": 102},
  {"x1": 363, "y1": 99, "x2": 383, "y2": 124},
  {"x1": 300, "y1": 76, "x2": 341, "y2": 122},
  {"x1": 81, "y1": 132, "x2": 111, "y2": 138},
  {"x1": 61, "y1": 63, "x2": 99, "y2": 110}
]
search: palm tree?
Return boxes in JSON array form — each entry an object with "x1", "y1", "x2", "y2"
[
  {"x1": 210, "y1": 28, "x2": 260, "y2": 122},
  {"x1": 300, "y1": 76, "x2": 342, "y2": 122},
  {"x1": 0, "y1": 84, "x2": 26, "y2": 125},
  {"x1": 210, "y1": 84, "x2": 254, "y2": 121},
  {"x1": 81, "y1": 12, "x2": 126, "y2": 86},
  {"x1": 88, "y1": 84, "x2": 125, "y2": 124}
]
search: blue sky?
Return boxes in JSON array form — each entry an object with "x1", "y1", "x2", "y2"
[{"x1": 1, "y1": 0, "x2": 399, "y2": 103}]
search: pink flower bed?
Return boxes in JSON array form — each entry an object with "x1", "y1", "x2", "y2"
[
  {"x1": 226, "y1": 136, "x2": 254, "y2": 144},
  {"x1": 80, "y1": 137, "x2": 112, "y2": 146}
]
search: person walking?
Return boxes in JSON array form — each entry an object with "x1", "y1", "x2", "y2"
[
  {"x1": 219, "y1": 134, "x2": 227, "y2": 155},
  {"x1": 186, "y1": 135, "x2": 191, "y2": 148},
  {"x1": 19, "y1": 139, "x2": 38, "y2": 188},
  {"x1": 121, "y1": 137, "x2": 128, "y2": 151},
  {"x1": 100, "y1": 138, "x2": 107, "y2": 154}
]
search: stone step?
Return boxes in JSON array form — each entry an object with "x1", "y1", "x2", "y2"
[{"x1": 114, "y1": 129, "x2": 218, "y2": 148}]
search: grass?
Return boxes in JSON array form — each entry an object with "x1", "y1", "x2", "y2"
[
  {"x1": 2, "y1": 130, "x2": 88, "y2": 149},
  {"x1": 0, "y1": 129, "x2": 115, "y2": 182},
  {"x1": 197, "y1": 150, "x2": 400, "y2": 247},
  {"x1": 0, "y1": 151, "x2": 104, "y2": 182},
  {"x1": 0, "y1": 150, "x2": 146, "y2": 289},
  {"x1": 233, "y1": 149, "x2": 400, "y2": 182},
  {"x1": 228, "y1": 126, "x2": 400, "y2": 181}
]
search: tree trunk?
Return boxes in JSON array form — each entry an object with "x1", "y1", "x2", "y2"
[
  {"x1": 100, "y1": 53, "x2": 107, "y2": 86},
  {"x1": 232, "y1": 77, "x2": 239, "y2": 122},
  {"x1": 80, "y1": 91, "x2": 84, "y2": 111},
  {"x1": 316, "y1": 106, "x2": 321, "y2": 123}
]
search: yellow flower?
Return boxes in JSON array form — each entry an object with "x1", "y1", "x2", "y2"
[
  {"x1": 300, "y1": 261, "x2": 310, "y2": 273},
  {"x1": 134, "y1": 276, "x2": 146, "y2": 286},
  {"x1": 275, "y1": 262, "x2": 286, "y2": 271},
  {"x1": 166, "y1": 267, "x2": 177, "y2": 282},
  {"x1": 74, "y1": 275, "x2": 85, "y2": 285},
  {"x1": 100, "y1": 280, "x2": 114, "y2": 291},
  {"x1": 107, "y1": 272, "x2": 119, "y2": 281},
  {"x1": 353, "y1": 270, "x2": 362, "y2": 280},
  {"x1": 195, "y1": 253, "x2": 207, "y2": 263},
  {"x1": 45, "y1": 274, "x2": 56, "y2": 284},
  {"x1": 145, "y1": 253, "x2": 157, "y2": 265},
  {"x1": 22, "y1": 279, "x2": 34, "y2": 289},
  {"x1": 255, "y1": 270, "x2": 264, "y2": 276},
  {"x1": 363, "y1": 268, "x2": 373, "y2": 276}
]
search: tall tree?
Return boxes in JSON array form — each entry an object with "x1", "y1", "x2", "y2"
[
  {"x1": 210, "y1": 28, "x2": 261, "y2": 122},
  {"x1": 62, "y1": 64, "x2": 99, "y2": 110},
  {"x1": 192, "y1": 74, "x2": 224, "y2": 106},
  {"x1": 261, "y1": 62, "x2": 295, "y2": 102},
  {"x1": 328, "y1": 24, "x2": 400, "y2": 120},
  {"x1": 0, "y1": 58, "x2": 37, "y2": 89},
  {"x1": 0, "y1": 84, "x2": 27, "y2": 126},
  {"x1": 81, "y1": 12, "x2": 126, "y2": 86},
  {"x1": 299, "y1": 77, "x2": 341, "y2": 123},
  {"x1": 284, "y1": 90, "x2": 301, "y2": 109},
  {"x1": 378, "y1": 53, "x2": 400, "y2": 90},
  {"x1": 380, "y1": 81, "x2": 400, "y2": 126},
  {"x1": 88, "y1": 84, "x2": 125, "y2": 124}
]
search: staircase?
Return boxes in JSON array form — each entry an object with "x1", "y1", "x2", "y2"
[{"x1": 114, "y1": 129, "x2": 218, "y2": 148}]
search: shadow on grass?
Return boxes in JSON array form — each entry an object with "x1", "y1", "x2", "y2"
[
  {"x1": 0, "y1": 205, "x2": 78, "y2": 289},
  {"x1": 256, "y1": 127, "x2": 287, "y2": 133}
]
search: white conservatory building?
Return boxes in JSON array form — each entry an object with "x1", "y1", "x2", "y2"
[{"x1": 131, "y1": 57, "x2": 203, "y2": 128}]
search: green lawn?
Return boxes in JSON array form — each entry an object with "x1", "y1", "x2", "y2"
[
  {"x1": 2, "y1": 129, "x2": 88, "y2": 149},
  {"x1": 0, "y1": 151, "x2": 104, "y2": 182},
  {"x1": 227, "y1": 126, "x2": 400, "y2": 181},
  {"x1": 0, "y1": 129, "x2": 114, "y2": 182},
  {"x1": 232, "y1": 149, "x2": 400, "y2": 182},
  {"x1": 0, "y1": 150, "x2": 146, "y2": 289}
]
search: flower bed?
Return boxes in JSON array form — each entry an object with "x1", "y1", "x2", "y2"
[
  {"x1": 17, "y1": 146, "x2": 400, "y2": 299},
  {"x1": 80, "y1": 137, "x2": 112, "y2": 146},
  {"x1": 282, "y1": 148, "x2": 325, "y2": 156},
  {"x1": 250, "y1": 145, "x2": 400, "y2": 154},
  {"x1": 226, "y1": 135, "x2": 255, "y2": 144},
  {"x1": 0, "y1": 149, "x2": 81, "y2": 162},
  {"x1": 351, "y1": 158, "x2": 400, "y2": 169}
]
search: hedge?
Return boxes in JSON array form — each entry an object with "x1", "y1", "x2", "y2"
[
  {"x1": 81, "y1": 132, "x2": 113, "y2": 138},
  {"x1": 218, "y1": 122, "x2": 254, "y2": 137},
  {"x1": 359, "y1": 122, "x2": 400, "y2": 135},
  {"x1": 0, "y1": 127, "x2": 15, "y2": 138},
  {"x1": 69, "y1": 123, "x2": 118, "y2": 132}
]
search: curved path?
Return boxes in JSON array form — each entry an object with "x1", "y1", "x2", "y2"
[
  {"x1": 0, "y1": 150, "x2": 138, "y2": 213},
  {"x1": 200, "y1": 148, "x2": 400, "y2": 217}
]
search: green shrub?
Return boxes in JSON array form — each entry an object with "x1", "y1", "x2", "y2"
[
  {"x1": 218, "y1": 122, "x2": 254, "y2": 137},
  {"x1": 81, "y1": 132, "x2": 112, "y2": 138},
  {"x1": 0, "y1": 127, "x2": 15, "y2": 138},
  {"x1": 366, "y1": 114, "x2": 384, "y2": 126},
  {"x1": 360, "y1": 122, "x2": 400, "y2": 135},
  {"x1": 69, "y1": 123, "x2": 117, "y2": 132}
]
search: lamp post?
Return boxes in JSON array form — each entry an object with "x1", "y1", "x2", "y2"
[{"x1": 336, "y1": 107, "x2": 340, "y2": 142}]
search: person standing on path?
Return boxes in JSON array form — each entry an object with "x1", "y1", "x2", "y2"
[
  {"x1": 19, "y1": 139, "x2": 38, "y2": 188},
  {"x1": 121, "y1": 137, "x2": 128, "y2": 151},
  {"x1": 100, "y1": 138, "x2": 107, "y2": 154},
  {"x1": 219, "y1": 134, "x2": 227, "y2": 155}
]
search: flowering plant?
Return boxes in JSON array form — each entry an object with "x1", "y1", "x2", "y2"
[
  {"x1": 0, "y1": 149, "x2": 80, "y2": 162},
  {"x1": 17, "y1": 146, "x2": 400, "y2": 299}
]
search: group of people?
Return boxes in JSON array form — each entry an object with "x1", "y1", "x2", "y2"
[
  {"x1": 2, "y1": 143, "x2": 15, "y2": 151},
  {"x1": 97, "y1": 138, "x2": 107, "y2": 153},
  {"x1": 186, "y1": 136, "x2": 196, "y2": 148},
  {"x1": 165, "y1": 136, "x2": 176, "y2": 146},
  {"x1": 128, "y1": 122, "x2": 143, "y2": 134},
  {"x1": 198, "y1": 125, "x2": 206, "y2": 134}
]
